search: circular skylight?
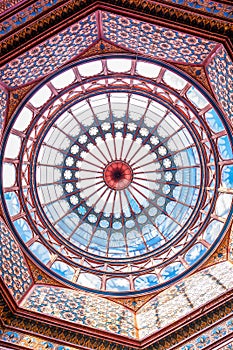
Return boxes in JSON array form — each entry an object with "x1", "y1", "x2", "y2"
[
  {"x1": 1, "y1": 55, "x2": 233, "y2": 295},
  {"x1": 35, "y1": 93, "x2": 202, "y2": 260}
]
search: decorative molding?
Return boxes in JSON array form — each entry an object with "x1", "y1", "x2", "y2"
[
  {"x1": 7, "y1": 83, "x2": 36, "y2": 124},
  {"x1": 146, "y1": 298, "x2": 233, "y2": 349},
  {"x1": 0, "y1": 290, "x2": 233, "y2": 349},
  {"x1": 0, "y1": 294, "x2": 137, "y2": 350},
  {"x1": 199, "y1": 228, "x2": 230, "y2": 270},
  {"x1": 173, "y1": 63, "x2": 213, "y2": 95},
  {"x1": 108, "y1": 294, "x2": 155, "y2": 312},
  {"x1": 26, "y1": 259, "x2": 64, "y2": 287},
  {"x1": 79, "y1": 39, "x2": 130, "y2": 58},
  {"x1": 0, "y1": 0, "x2": 233, "y2": 62},
  {"x1": 158, "y1": 0, "x2": 233, "y2": 21},
  {"x1": 171, "y1": 314, "x2": 233, "y2": 350},
  {"x1": 0, "y1": 0, "x2": 26, "y2": 15}
]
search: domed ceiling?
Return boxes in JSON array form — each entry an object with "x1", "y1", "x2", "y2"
[
  {"x1": 1, "y1": 54, "x2": 233, "y2": 296},
  {"x1": 0, "y1": 1, "x2": 233, "y2": 349}
]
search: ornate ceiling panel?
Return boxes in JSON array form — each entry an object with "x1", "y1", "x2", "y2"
[
  {"x1": 137, "y1": 261, "x2": 233, "y2": 338},
  {"x1": 21, "y1": 285, "x2": 136, "y2": 338},
  {"x1": 207, "y1": 46, "x2": 233, "y2": 118},
  {"x1": 101, "y1": 11, "x2": 217, "y2": 64},
  {"x1": 0, "y1": 12, "x2": 98, "y2": 87},
  {"x1": 0, "y1": 0, "x2": 62, "y2": 32},
  {"x1": 0, "y1": 1, "x2": 233, "y2": 349},
  {"x1": 0, "y1": 220, "x2": 32, "y2": 302},
  {"x1": 19, "y1": 261, "x2": 233, "y2": 341}
]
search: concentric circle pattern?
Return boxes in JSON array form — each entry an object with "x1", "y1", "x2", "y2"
[
  {"x1": 1, "y1": 55, "x2": 233, "y2": 295},
  {"x1": 60, "y1": 121, "x2": 182, "y2": 251}
]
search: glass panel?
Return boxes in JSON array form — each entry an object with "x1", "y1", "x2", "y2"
[
  {"x1": 134, "y1": 274, "x2": 158, "y2": 290},
  {"x1": 30, "y1": 85, "x2": 52, "y2": 108},
  {"x1": 106, "y1": 278, "x2": 130, "y2": 291},
  {"x1": 77, "y1": 273, "x2": 101, "y2": 289},
  {"x1": 218, "y1": 135, "x2": 233, "y2": 159},
  {"x1": 3, "y1": 163, "x2": 16, "y2": 187},
  {"x1": 136, "y1": 61, "x2": 161, "y2": 78},
  {"x1": 144, "y1": 101, "x2": 166, "y2": 127},
  {"x1": 55, "y1": 213, "x2": 79, "y2": 238},
  {"x1": 205, "y1": 109, "x2": 224, "y2": 133},
  {"x1": 70, "y1": 224, "x2": 92, "y2": 249},
  {"x1": 186, "y1": 86, "x2": 209, "y2": 109},
  {"x1": 128, "y1": 94, "x2": 148, "y2": 120},
  {"x1": 14, "y1": 219, "x2": 33, "y2": 243},
  {"x1": 78, "y1": 60, "x2": 103, "y2": 77},
  {"x1": 215, "y1": 193, "x2": 232, "y2": 218},
  {"x1": 4, "y1": 134, "x2": 21, "y2": 159},
  {"x1": 51, "y1": 69, "x2": 75, "y2": 89},
  {"x1": 4, "y1": 192, "x2": 20, "y2": 216},
  {"x1": 161, "y1": 262, "x2": 185, "y2": 281},
  {"x1": 163, "y1": 70, "x2": 186, "y2": 90},
  {"x1": 70, "y1": 102, "x2": 93, "y2": 127},
  {"x1": 107, "y1": 58, "x2": 132, "y2": 72},
  {"x1": 185, "y1": 243, "x2": 207, "y2": 265},
  {"x1": 110, "y1": 93, "x2": 128, "y2": 119},
  {"x1": 13, "y1": 107, "x2": 33, "y2": 132},
  {"x1": 51, "y1": 261, "x2": 74, "y2": 281},
  {"x1": 30, "y1": 242, "x2": 50, "y2": 264},
  {"x1": 222, "y1": 165, "x2": 233, "y2": 188},
  {"x1": 203, "y1": 220, "x2": 224, "y2": 244}
]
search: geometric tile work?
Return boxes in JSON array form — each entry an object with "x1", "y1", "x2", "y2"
[
  {"x1": 1, "y1": 292, "x2": 233, "y2": 350},
  {"x1": 0, "y1": 89, "x2": 8, "y2": 132},
  {"x1": 102, "y1": 11, "x2": 217, "y2": 64},
  {"x1": 163, "y1": 0, "x2": 233, "y2": 20},
  {"x1": 206, "y1": 46, "x2": 233, "y2": 118},
  {"x1": 0, "y1": 291, "x2": 136, "y2": 350},
  {"x1": 22, "y1": 286, "x2": 136, "y2": 338},
  {"x1": 0, "y1": 13, "x2": 98, "y2": 88},
  {"x1": 1, "y1": 0, "x2": 233, "y2": 38},
  {"x1": 137, "y1": 262, "x2": 233, "y2": 338},
  {"x1": 0, "y1": 220, "x2": 32, "y2": 302},
  {"x1": 20, "y1": 262, "x2": 233, "y2": 340},
  {"x1": 0, "y1": 325, "x2": 79, "y2": 350},
  {"x1": 179, "y1": 315, "x2": 233, "y2": 350},
  {"x1": 137, "y1": 283, "x2": 193, "y2": 339},
  {"x1": 149, "y1": 299, "x2": 233, "y2": 349}
]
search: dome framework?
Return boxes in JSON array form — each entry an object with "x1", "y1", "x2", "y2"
[
  {"x1": 0, "y1": 1, "x2": 233, "y2": 348},
  {"x1": 1, "y1": 54, "x2": 232, "y2": 296}
]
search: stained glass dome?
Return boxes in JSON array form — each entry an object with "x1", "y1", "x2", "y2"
[{"x1": 1, "y1": 55, "x2": 233, "y2": 295}]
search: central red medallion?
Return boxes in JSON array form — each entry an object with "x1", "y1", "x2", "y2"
[{"x1": 103, "y1": 161, "x2": 133, "y2": 190}]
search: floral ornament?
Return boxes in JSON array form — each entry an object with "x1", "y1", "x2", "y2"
[
  {"x1": 226, "y1": 318, "x2": 233, "y2": 331},
  {"x1": 211, "y1": 325, "x2": 227, "y2": 340},
  {"x1": 196, "y1": 335, "x2": 211, "y2": 348}
]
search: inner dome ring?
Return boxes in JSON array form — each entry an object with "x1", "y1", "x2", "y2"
[
  {"x1": 2, "y1": 54, "x2": 231, "y2": 296},
  {"x1": 29, "y1": 87, "x2": 207, "y2": 263}
]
